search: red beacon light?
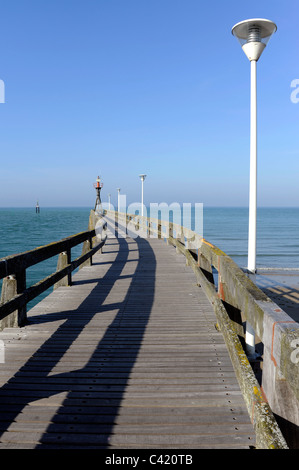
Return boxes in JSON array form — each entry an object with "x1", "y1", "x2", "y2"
[
  {"x1": 94, "y1": 176, "x2": 103, "y2": 189},
  {"x1": 93, "y1": 176, "x2": 104, "y2": 213}
]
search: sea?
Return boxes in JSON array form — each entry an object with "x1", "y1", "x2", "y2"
[{"x1": 0, "y1": 206, "x2": 299, "y2": 310}]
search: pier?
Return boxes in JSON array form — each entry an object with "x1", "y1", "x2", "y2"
[{"x1": 0, "y1": 210, "x2": 297, "y2": 449}]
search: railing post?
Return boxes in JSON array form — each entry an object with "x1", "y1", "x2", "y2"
[
  {"x1": 54, "y1": 250, "x2": 72, "y2": 290},
  {"x1": 80, "y1": 236, "x2": 93, "y2": 270},
  {"x1": 167, "y1": 223, "x2": 173, "y2": 245},
  {"x1": 0, "y1": 269, "x2": 27, "y2": 328},
  {"x1": 89, "y1": 234, "x2": 94, "y2": 258},
  {"x1": 16, "y1": 269, "x2": 27, "y2": 325},
  {"x1": 67, "y1": 248, "x2": 72, "y2": 284},
  {"x1": 176, "y1": 228, "x2": 185, "y2": 253},
  {"x1": 197, "y1": 252, "x2": 215, "y2": 285},
  {"x1": 245, "y1": 322, "x2": 257, "y2": 359},
  {"x1": 0, "y1": 275, "x2": 18, "y2": 328},
  {"x1": 158, "y1": 221, "x2": 162, "y2": 239}
]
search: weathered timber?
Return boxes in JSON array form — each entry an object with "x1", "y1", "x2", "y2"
[
  {"x1": 0, "y1": 212, "x2": 107, "y2": 328},
  {"x1": 0, "y1": 231, "x2": 92, "y2": 278},
  {"x1": 0, "y1": 276, "x2": 19, "y2": 328}
]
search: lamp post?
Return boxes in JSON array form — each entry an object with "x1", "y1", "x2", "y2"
[
  {"x1": 117, "y1": 188, "x2": 121, "y2": 212},
  {"x1": 139, "y1": 174, "x2": 146, "y2": 217},
  {"x1": 232, "y1": 19, "x2": 277, "y2": 359},
  {"x1": 108, "y1": 193, "x2": 111, "y2": 211},
  {"x1": 232, "y1": 19, "x2": 277, "y2": 274}
]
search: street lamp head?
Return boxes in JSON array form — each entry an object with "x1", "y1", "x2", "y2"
[
  {"x1": 139, "y1": 174, "x2": 146, "y2": 182},
  {"x1": 232, "y1": 18, "x2": 277, "y2": 61}
]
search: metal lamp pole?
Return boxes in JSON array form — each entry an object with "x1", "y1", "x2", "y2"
[
  {"x1": 117, "y1": 188, "x2": 121, "y2": 212},
  {"x1": 232, "y1": 18, "x2": 277, "y2": 274},
  {"x1": 247, "y1": 56, "x2": 258, "y2": 275},
  {"x1": 232, "y1": 18, "x2": 277, "y2": 359},
  {"x1": 139, "y1": 175, "x2": 146, "y2": 217}
]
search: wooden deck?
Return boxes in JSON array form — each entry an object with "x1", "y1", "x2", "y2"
[{"x1": 0, "y1": 230, "x2": 256, "y2": 449}]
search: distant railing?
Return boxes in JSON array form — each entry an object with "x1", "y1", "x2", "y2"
[
  {"x1": 0, "y1": 214, "x2": 107, "y2": 329},
  {"x1": 106, "y1": 209, "x2": 293, "y2": 449}
]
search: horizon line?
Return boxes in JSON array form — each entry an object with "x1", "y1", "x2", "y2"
[{"x1": 1, "y1": 205, "x2": 299, "y2": 209}]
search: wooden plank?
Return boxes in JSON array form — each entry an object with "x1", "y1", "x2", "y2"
[
  {"x1": 0, "y1": 411, "x2": 253, "y2": 426},
  {"x1": 0, "y1": 430, "x2": 255, "y2": 448}
]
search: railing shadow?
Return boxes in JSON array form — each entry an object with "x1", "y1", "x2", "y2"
[
  {"x1": 0, "y1": 224, "x2": 156, "y2": 448},
  {"x1": 252, "y1": 271, "x2": 299, "y2": 323}
]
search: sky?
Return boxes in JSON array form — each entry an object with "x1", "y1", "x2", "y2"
[{"x1": 0, "y1": 0, "x2": 298, "y2": 208}]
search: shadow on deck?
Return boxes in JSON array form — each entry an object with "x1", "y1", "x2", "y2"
[{"x1": 0, "y1": 233, "x2": 156, "y2": 448}]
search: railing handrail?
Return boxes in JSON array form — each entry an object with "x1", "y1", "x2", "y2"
[
  {"x1": 108, "y1": 209, "x2": 299, "y2": 341},
  {"x1": 0, "y1": 214, "x2": 107, "y2": 324},
  {"x1": 0, "y1": 230, "x2": 94, "y2": 279},
  {"x1": 104, "y1": 209, "x2": 292, "y2": 449}
]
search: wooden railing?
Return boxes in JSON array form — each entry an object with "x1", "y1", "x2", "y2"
[{"x1": 0, "y1": 215, "x2": 107, "y2": 329}]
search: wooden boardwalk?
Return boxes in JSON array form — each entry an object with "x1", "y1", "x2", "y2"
[{"x1": 0, "y1": 230, "x2": 256, "y2": 449}]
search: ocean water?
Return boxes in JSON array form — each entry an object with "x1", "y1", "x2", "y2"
[
  {"x1": 0, "y1": 206, "x2": 299, "y2": 310},
  {"x1": 0, "y1": 207, "x2": 91, "y2": 310},
  {"x1": 203, "y1": 207, "x2": 299, "y2": 270}
]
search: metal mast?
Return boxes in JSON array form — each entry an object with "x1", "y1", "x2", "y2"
[{"x1": 93, "y1": 175, "x2": 104, "y2": 214}]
